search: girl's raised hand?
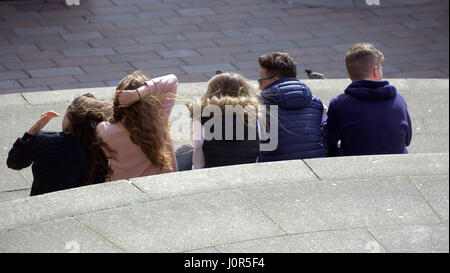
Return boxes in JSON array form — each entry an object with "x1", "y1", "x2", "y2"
[
  {"x1": 27, "y1": 111, "x2": 60, "y2": 135},
  {"x1": 115, "y1": 89, "x2": 141, "y2": 108}
]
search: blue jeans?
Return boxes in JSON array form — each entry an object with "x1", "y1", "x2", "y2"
[{"x1": 175, "y1": 144, "x2": 193, "y2": 171}]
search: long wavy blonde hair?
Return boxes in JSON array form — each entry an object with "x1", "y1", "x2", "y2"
[
  {"x1": 113, "y1": 71, "x2": 173, "y2": 171},
  {"x1": 188, "y1": 72, "x2": 260, "y2": 118}
]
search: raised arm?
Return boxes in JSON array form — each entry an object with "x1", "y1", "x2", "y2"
[
  {"x1": 115, "y1": 74, "x2": 178, "y2": 117},
  {"x1": 7, "y1": 111, "x2": 59, "y2": 170}
]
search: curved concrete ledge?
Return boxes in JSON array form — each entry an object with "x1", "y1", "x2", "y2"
[{"x1": 0, "y1": 153, "x2": 448, "y2": 253}]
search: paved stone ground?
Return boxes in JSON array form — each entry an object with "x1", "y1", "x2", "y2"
[{"x1": 0, "y1": 0, "x2": 448, "y2": 94}]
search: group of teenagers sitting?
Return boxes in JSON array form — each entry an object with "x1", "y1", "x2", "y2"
[{"x1": 6, "y1": 43, "x2": 412, "y2": 197}]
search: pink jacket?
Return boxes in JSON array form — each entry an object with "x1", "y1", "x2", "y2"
[{"x1": 97, "y1": 74, "x2": 178, "y2": 181}]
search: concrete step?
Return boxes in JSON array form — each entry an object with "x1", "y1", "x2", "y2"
[{"x1": 0, "y1": 152, "x2": 448, "y2": 252}]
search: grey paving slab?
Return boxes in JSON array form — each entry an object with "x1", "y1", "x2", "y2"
[
  {"x1": 411, "y1": 175, "x2": 449, "y2": 221},
  {"x1": 0, "y1": 156, "x2": 30, "y2": 193},
  {"x1": 0, "y1": 217, "x2": 122, "y2": 253},
  {"x1": 0, "y1": 44, "x2": 39, "y2": 54},
  {"x1": 399, "y1": 80, "x2": 449, "y2": 119},
  {"x1": 159, "y1": 49, "x2": 200, "y2": 58},
  {"x1": 181, "y1": 63, "x2": 237, "y2": 74},
  {"x1": 304, "y1": 153, "x2": 449, "y2": 181},
  {"x1": 21, "y1": 87, "x2": 115, "y2": 105},
  {"x1": 131, "y1": 160, "x2": 319, "y2": 200},
  {"x1": 0, "y1": 93, "x2": 29, "y2": 107},
  {"x1": 331, "y1": 41, "x2": 385, "y2": 53},
  {"x1": 223, "y1": 27, "x2": 273, "y2": 38},
  {"x1": 183, "y1": 247, "x2": 221, "y2": 253},
  {"x1": 0, "y1": 80, "x2": 22, "y2": 91},
  {"x1": 18, "y1": 167, "x2": 33, "y2": 186},
  {"x1": 62, "y1": 47, "x2": 116, "y2": 58},
  {"x1": 135, "y1": 34, "x2": 187, "y2": 44},
  {"x1": 216, "y1": 228, "x2": 386, "y2": 253},
  {"x1": 13, "y1": 26, "x2": 67, "y2": 37},
  {"x1": 26, "y1": 66, "x2": 85, "y2": 78},
  {"x1": 408, "y1": 133, "x2": 449, "y2": 154},
  {"x1": 241, "y1": 177, "x2": 441, "y2": 234},
  {"x1": 301, "y1": 79, "x2": 352, "y2": 104},
  {"x1": 0, "y1": 180, "x2": 147, "y2": 233},
  {"x1": 177, "y1": 8, "x2": 216, "y2": 16},
  {"x1": 75, "y1": 190, "x2": 285, "y2": 252},
  {"x1": 421, "y1": 116, "x2": 449, "y2": 134},
  {"x1": 368, "y1": 223, "x2": 449, "y2": 253},
  {"x1": 0, "y1": 189, "x2": 30, "y2": 203},
  {"x1": 176, "y1": 82, "x2": 209, "y2": 97},
  {"x1": 0, "y1": 104, "x2": 70, "y2": 156}
]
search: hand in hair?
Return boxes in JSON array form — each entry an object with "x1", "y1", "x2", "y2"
[
  {"x1": 114, "y1": 89, "x2": 141, "y2": 108},
  {"x1": 27, "y1": 111, "x2": 60, "y2": 135}
]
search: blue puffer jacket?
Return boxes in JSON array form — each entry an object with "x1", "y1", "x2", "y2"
[{"x1": 259, "y1": 78, "x2": 326, "y2": 162}]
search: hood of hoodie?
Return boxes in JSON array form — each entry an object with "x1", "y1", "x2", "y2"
[
  {"x1": 345, "y1": 80, "x2": 397, "y2": 100},
  {"x1": 261, "y1": 78, "x2": 312, "y2": 109},
  {"x1": 187, "y1": 95, "x2": 260, "y2": 119}
]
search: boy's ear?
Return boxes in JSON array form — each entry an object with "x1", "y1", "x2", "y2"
[{"x1": 372, "y1": 66, "x2": 379, "y2": 79}]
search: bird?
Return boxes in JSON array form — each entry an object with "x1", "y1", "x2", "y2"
[{"x1": 305, "y1": 68, "x2": 325, "y2": 79}]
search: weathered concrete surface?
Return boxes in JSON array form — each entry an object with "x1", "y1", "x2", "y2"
[
  {"x1": 0, "y1": 153, "x2": 448, "y2": 253},
  {"x1": 0, "y1": 79, "x2": 447, "y2": 202},
  {"x1": 0, "y1": 79, "x2": 448, "y2": 252}
]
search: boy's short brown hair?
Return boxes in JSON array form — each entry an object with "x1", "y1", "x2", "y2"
[
  {"x1": 345, "y1": 43, "x2": 384, "y2": 81},
  {"x1": 258, "y1": 52, "x2": 297, "y2": 78}
]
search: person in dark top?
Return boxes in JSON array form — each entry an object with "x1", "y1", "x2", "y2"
[
  {"x1": 257, "y1": 52, "x2": 327, "y2": 162},
  {"x1": 7, "y1": 94, "x2": 113, "y2": 196},
  {"x1": 177, "y1": 72, "x2": 261, "y2": 170},
  {"x1": 322, "y1": 43, "x2": 412, "y2": 156}
]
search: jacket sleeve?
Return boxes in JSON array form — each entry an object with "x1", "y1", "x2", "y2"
[
  {"x1": 145, "y1": 74, "x2": 178, "y2": 118},
  {"x1": 405, "y1": 110, "x2": 412, "y2": 147},
  {"x1": 6, "y1": 132, "x2": 37, "y2": 170},
  {"x1": 322, "y1": 101, "x2": 341, "y2": 157}
]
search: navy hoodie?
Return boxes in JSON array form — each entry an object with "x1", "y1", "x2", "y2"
[
  {"x1": 259, "y1": 78, "x2": 326, "y2": 162},
  {"x1": 323, "y1": 80, "x2": 412, "y2": 156}
]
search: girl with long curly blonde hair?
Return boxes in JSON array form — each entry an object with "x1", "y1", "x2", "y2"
[
  {"x1": 176, "y1": 72, "x2": 261, "y2": 170},
  {"x1": 96, "y1": 71, "x2": 178, "y2": 181}
]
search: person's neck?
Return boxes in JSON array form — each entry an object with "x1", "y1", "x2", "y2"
[{"x1": 352, "y1": 77, "x2": 381, "y2": 82}]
